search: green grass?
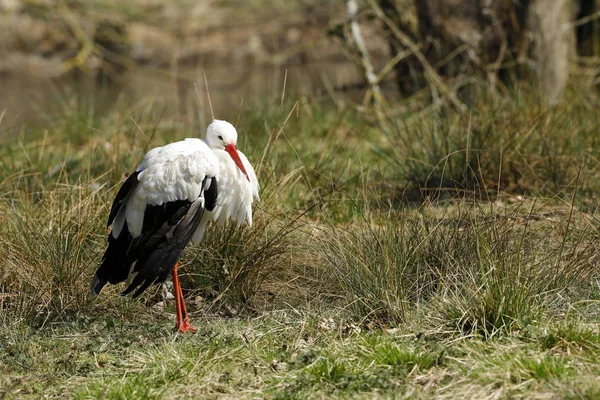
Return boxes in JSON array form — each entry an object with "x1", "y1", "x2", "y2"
[
  {"x1": 1, "y1": 83, "x2": 600, "y2": 398},
  {"x1": 2, "y1": 312, "x2": 599, "y2": 399},
  {"x1": 380, "y1": 91, "x2": 600, "y2": 197}
]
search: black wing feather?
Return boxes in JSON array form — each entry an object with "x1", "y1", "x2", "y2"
[
  {"x1": 205, "y1": 177, "x2": 218, "y2": 211},
  {"x1": 92, "y1": 176, "x2": 218, "y2": 298},
  {"x1": 107, "y1": 171, "x2": 140, "y2": 227},
  {"x1": 122, "y1": 198, "x2": 206, "y2": 297}
]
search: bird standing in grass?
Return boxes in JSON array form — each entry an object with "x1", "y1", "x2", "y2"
[{"x1": 90, "y1": 120, "x2": 260, "y2": 333}]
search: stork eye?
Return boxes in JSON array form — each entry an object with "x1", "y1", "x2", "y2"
[{"x1": 218, "y1": 135, "x2": 223, "y2": 140}]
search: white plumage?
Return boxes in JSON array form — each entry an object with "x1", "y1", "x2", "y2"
[
  {"x1": 112, "y1": 138, "x2": 220, "y2": 238},
  {"x1": 91, "y1": 119, "x2": 259, "y2": 332},
  {"x1": 192, "y1": 147, "x2": 259, "y2": 244},
  {"x1": 110, "y1": 121, "x2": 259, "y2": 241}
]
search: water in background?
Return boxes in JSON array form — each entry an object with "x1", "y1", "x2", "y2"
[{"x1": 0, "y1": 60, "x2": 361, "y2": 137}]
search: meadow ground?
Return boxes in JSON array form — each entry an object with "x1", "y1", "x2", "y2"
[{"x1": 1, "y1": 85, "x2": 600, "y2": 398}]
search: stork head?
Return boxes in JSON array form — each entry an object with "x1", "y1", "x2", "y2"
[
  {"x1": 205, "y1": 119, "x2": 250, "y2": 181},
  {"x1": 205, "y1": 120, "x2": 238, "y2": 149}
]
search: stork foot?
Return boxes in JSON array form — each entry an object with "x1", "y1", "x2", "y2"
[
  {"x1": 175, "y1": 317, "x2": 197, "y2": 334},
  {"x1": 172, "y1": 262, "x2": 196, "y2": 334}
]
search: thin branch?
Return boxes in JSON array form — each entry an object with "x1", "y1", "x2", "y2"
[
  {"x1": 563, "y1": 9, "x2": 600, "y2": 30},
  {"x1": 375, "y1": 46, "x2": 417, "y2": 85}
]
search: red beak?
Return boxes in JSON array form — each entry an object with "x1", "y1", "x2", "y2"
[{"x1": 224, "y1": 144, "x2": 250, "y2": 181}]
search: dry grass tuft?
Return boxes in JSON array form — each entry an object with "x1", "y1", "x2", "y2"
[{"x1": 0, "y1": 179, "x2": 106, "y2": 325}]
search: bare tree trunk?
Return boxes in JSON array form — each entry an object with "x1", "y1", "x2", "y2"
[{"x1": 529, "y1": 0, "x2": 577, "y2": 105}]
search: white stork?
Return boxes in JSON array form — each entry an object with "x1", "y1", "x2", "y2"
[{"x1": 90, "y1": 120, "x2": 259, "y2": 333}]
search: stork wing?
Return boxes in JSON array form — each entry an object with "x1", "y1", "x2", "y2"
[{"x1": 91, "y1": 138, "x2": 220, "y2": 297}]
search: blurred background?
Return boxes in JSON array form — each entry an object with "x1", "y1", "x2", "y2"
[
  {"x1": 1, "y1": 0, "x2": 598, "y2": 130},
  {"x1": 0, "y1": 0, "x2": 348, "y2": 129}
]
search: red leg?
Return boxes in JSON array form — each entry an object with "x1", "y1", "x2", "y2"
[
  {"x1": 173, "y1": 266, "x2": 183, "y2": 328},
  {"x1": 172, "y1": 262, "x2": 196, "y2": 333}
]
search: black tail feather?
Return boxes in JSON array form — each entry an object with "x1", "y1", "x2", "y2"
[
  {"x1": 90, "y1": 274, "x2": 108, "y2": 296},
  {"x1": 131, "y1": 276, "x2": 159, "y2": 299},
  {"x1": 94, "y1": 222, "x2": 136, "y2": 291}
]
